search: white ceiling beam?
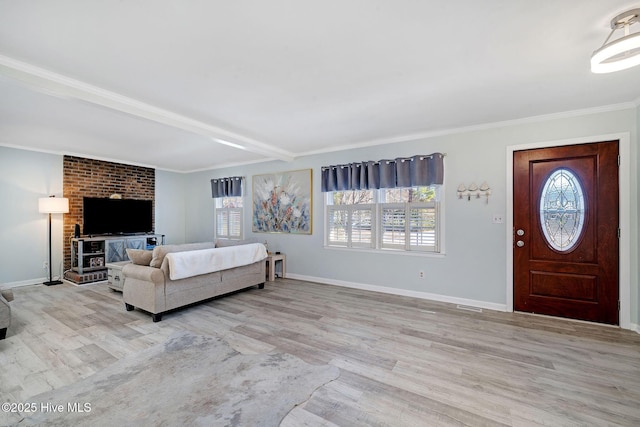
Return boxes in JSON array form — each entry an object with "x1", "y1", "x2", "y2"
[{"x1": 0, "y1": 54, "x2": 295, "y2": 162}]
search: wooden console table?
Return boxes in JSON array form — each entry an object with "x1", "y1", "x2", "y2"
[{"x1": 266, "y1": 253, "x2": 286, "y2": 282}]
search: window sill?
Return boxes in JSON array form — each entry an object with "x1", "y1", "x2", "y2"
[{"x1": 323, "y1": 245, "x2": 446, "y2": 258}]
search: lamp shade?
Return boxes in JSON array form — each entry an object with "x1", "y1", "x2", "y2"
[{"x1": 39, "y1": 196, "x2": 69, "y2": 214}]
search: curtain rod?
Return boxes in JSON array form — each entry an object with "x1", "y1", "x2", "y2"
[{"x1": 321, "y1": 153, "x2": 446, "y2": 169}]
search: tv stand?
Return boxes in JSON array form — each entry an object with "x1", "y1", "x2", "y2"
[{"x1": 66, "y1": 234, "x2": 164, "y2": 285}]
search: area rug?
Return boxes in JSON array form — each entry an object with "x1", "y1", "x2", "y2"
[{"x1": 7, "y1": 331, "x2": 340, "y2": 426}]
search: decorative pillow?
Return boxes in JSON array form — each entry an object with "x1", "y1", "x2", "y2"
[{"x1": 126, "y1": 249, "x2": 153, "y2": 266}]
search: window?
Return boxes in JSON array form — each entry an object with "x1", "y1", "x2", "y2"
[
  {"x1": 211, "y1": 176, "x2": 244, "y2": 240},
  {"x1": 539, "y1": 168, "x2": 585, "y2": 252},
  {"x1": 215, "y1": 197, "x2": 243, "y2": 240},
  {"x1": 326, "y1": 190, "x2": 375, "y2": 248},
  {"x1": 321, "y1": 153, "x2": 444, "y2": 254},
  {"x1": 325, "y1": 186, "x2": 441, "y2": 253},
  {"x1": 379, "y1": 187, "x2": 438, "y2": 252}
]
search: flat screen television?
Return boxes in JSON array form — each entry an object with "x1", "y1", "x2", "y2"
[{"x1": 83, "y1": 197, "x2": 153, "y2": 236}]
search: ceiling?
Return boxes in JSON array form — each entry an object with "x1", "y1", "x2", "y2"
[{"x1": 1, "y1": 1, "x2": 639, "y2": 173}]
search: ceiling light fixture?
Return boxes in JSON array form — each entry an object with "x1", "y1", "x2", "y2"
[{"x1": 591, "y1": 8, "x2": 640, "y2": 73}]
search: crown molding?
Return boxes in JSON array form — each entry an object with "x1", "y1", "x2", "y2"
[
  {"x1": 296, "y1": 102, "x2": 638, "y2": 158},
  {"x1": 0, "y1": 141, "x2": 279, "y2": 174},
  {"x1": 0, "y1": 142, "x2": 163, "y2": 170},
  {"x1": 0, "y1": 54, "x2": 295, "y2": 163}
]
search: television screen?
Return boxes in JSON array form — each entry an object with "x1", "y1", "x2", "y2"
[{"x1": 83, "y1": 197, "x2": 153, "y2": 235}]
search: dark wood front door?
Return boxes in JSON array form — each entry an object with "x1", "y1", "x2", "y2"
[{"x1": 513, "y1": 141, "x2": 619, "y2": 325}]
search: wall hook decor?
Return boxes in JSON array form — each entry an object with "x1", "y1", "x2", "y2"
[
  {"x1": 457, "y1": 184, "x2": 467, "y2": 199},
  {"x1": 457, "y1": 181, "x2": 491, "y2": 202},
  {"x1": 468, "y1": 182, "x2": 479, "y2": 198},
  {"x1": 479, "y1": 182, "x2": 491, "y2": 203}
]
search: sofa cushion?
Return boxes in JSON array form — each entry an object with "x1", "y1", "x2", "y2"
[
  {"x1": 150, "y1": 242, "x2": 217, "y2": 268},
  {"x1": 126, "y1": 249, "x2": 153, "y2": 266}
]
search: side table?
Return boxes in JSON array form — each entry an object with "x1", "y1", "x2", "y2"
[
  {"x1": 265, "y1": 253, "x2": 286, "y2": 282},
  {"x1": 106, "y1": 261, "x2": 131, "y2": 292}
]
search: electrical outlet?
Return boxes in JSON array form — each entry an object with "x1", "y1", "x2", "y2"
[
  {"x1": 43, "y1": 261, "x2": 48, "y2": 270},
  {"x1": 492, "y1": 214, "x2": 504, "y2": 224},
  {"x1": 419, "y1": 270, "x2": 424, "y2": 279}
]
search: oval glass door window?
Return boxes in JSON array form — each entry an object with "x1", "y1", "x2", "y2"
[{"x1": 539, "y1": 168, "x2": 585, "y2": 252}]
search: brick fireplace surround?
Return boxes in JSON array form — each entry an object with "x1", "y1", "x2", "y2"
[{"x1": 62, "y1": 156, "x2": 155, "y2": 271}]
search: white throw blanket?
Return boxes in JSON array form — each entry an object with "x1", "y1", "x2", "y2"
[{"x1": 165, "y1": 243, "x2": 267, "y2": 281}]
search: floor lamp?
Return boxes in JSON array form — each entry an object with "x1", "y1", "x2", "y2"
[{"x1": 39, "y1": 195, "x2": 69, "y2": 286}]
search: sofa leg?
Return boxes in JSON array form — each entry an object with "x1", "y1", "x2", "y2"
[
  {"x1": 152, "y1": 313, "x2": 162, "y2": 322},
  {"x1": 125, "y1": 303, "x2": 134, "y2": 311},
  {"x1": 0, "y1": 328, "x2": 7, "y2": 340},
  {"x1": 258, "y1": 283, "x2": 265, "y2": 289}
]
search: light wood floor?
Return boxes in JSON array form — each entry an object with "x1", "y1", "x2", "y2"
[{"x1": 1, "y1": 279, "x2": 640, "y2": 426}]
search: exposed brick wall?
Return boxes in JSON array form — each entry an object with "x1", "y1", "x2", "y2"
[{"x1": 63, "y1": 156, "x2": 155, "y2": 270}]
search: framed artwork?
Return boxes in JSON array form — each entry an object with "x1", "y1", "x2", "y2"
[{"x1": 252, "y1": 169, "x2": 312, "y2": 234}]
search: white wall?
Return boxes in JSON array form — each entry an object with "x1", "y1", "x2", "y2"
[
  {"x1": 184, "y1": 107, "x2": 639, "y2": 325},
  {"x1": 0, "y1": 147, "x2": 64, "y2": 285},
  {"x1": 155, "y1": 170, "x2": 187, "y2": 244},
  {"x1": 183, "y1": 171, "x2": 217, "y2": 244}
]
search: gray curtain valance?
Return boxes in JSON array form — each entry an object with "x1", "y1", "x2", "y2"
[
  {"x1": 321, "y1": 153, "x2": 444, "y2": 192},
  {"x1": 211, "y1": 176, "x2": 243, "y2": 198}
]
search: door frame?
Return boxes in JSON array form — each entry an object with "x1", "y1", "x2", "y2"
[{"x1": 506, "y1": 132, "x2": 632, "y2": 330}]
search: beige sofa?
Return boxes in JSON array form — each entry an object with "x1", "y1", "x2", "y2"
[
  {"x1": 122, "y1": 240, "x2": 266, "y2": 322},
  {"x1": 1, "y1": 289, "x2": 13, "y2": 340}
]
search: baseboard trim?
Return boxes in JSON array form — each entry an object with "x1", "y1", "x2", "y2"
[
  {"x1": 287, "y1": 274, "x2": 640, "y2": 332},
  {"x1": 286, "y1": 273, "x2": 508, "y2": 313},
  {"x1": 64, "y1": 279, "x2": 106, "y2": 287},
  {"x1": 0, "y1": 278, "x2": 46, "y2": 288}
]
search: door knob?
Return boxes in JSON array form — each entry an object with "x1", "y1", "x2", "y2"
[
  {"x1": 516, "y1": 229, "x2": 525, "y2": 236},
  {"x1": 516, "y1": 240, "x2": 525, "y2": 247}
]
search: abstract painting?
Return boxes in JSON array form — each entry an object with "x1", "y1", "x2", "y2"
[{"x1": 252, "y1": 169, "x2": 312, "y2": 234}]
